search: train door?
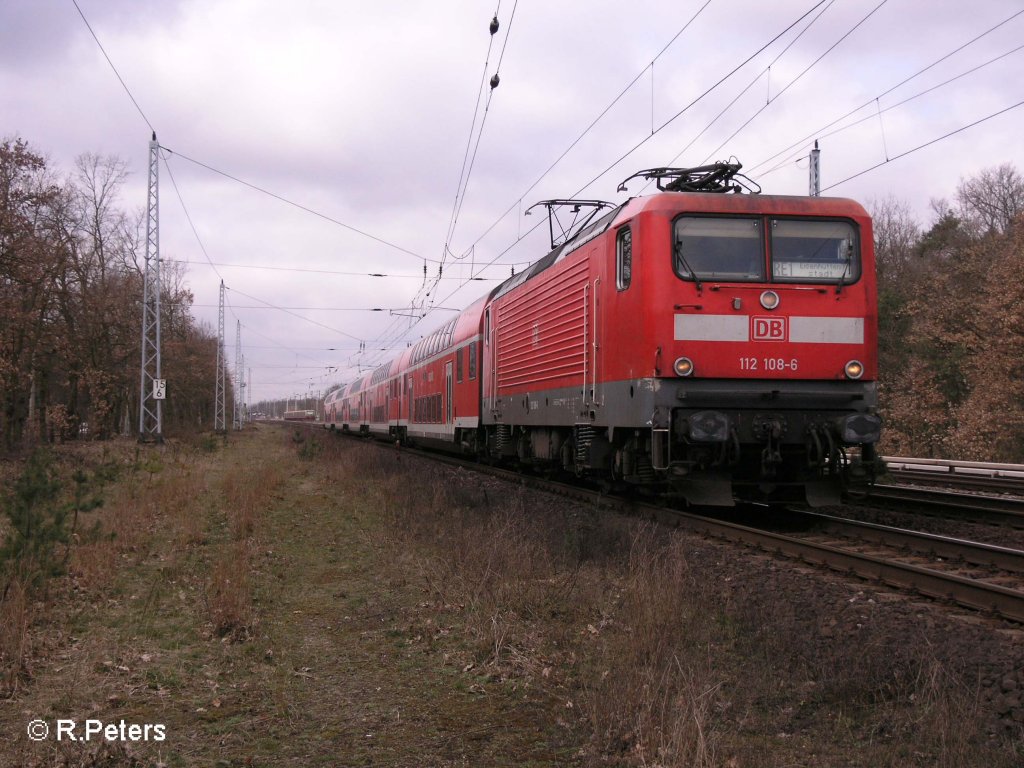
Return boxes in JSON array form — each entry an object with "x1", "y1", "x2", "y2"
[
  {"x1": 445, "y1": 361, "x2": 453, "y2": 428},
  {"x1": 592, "y1": 276, "x2": 603, "y2": 406},
  {"x1": 582, "y1": 283, "x2": 589, "y2": 406},
  {"x1": 406, "y1": 375, "x2": 413, "y2": 424},
  {"x1": 484, "y1": 305, "x2": 497, "y2": 412}
]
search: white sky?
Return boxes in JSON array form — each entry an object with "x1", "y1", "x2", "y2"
[{"x1": 3, "y1": 0, "x2": 1023, "y2": 402}]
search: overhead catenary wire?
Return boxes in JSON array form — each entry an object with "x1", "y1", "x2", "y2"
[
  {"x1": 821, "y1": 98, "x2": 1024, "y2": 193},
  {"x1": 697, "y1": 0, "x2": 889, "y2": 166},
  {"x1": 224, "y1": 294, "x2": 336, "y2": 368},
  {"x1": 643, "y1": 0, "x2": 836, "y2": 192},
  {"x1": 446, "y1": 0, "x2": 715, "y2": 271},
  {"x1": 72, "y1": 0, "x2": 480, "y2": 392},
  {"x1": 226, "y1": 287, "x2": 365, "y2": 343},
  {"x1": 442, "y1": 3, "x2": 504, "y2": 255},
  {"x1": 430, "y1": 0, "x2": 521, "y2": 312},
  {"x1": 353, "y1": 1, "x2": 721, "y2": 376},
  {"x1": 165, "y1": 258, "x2": 513, "y2": 279},
  {"x1": 442, "y1": 1, "x2": 516, "y2": 252},
  {"x1": 162, "y1": 155, "x2": 225, "y2": 284},
  {"x1": 568, "y1": 0, "x2": 832, "y2": 199},
  {"x1": 161, "y1": 146, "x2": 435, "y2": 264},
  {"x1": 352, "y1": 1, "x2": 834, "y2": 379},
  {"x1": 72, "y1": 0, "x2": 154, "y2": 133},
  {"x1": 195, "y1": 304, "x2": 462, "y2": 312},
  {"x1": 72, "y1": 0, "x2": 1023, "y2": 396},
  {"x1": 755, "y1": 41, "x2": 1024, "y2": 180},
  {"x1": 745, "y1": 6, "x2": 1024, "y2": 178}
]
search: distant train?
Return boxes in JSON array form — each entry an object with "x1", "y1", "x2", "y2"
[
  {"x1": 283, "y1": 409, "x2": 317, "y2": 422},
  {"x1": 324, "y1": 164, "x2": 880, "y2": 506}
]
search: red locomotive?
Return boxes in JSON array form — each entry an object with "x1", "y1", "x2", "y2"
[{"x1": 324, "y1": 164, "x2": 881, "y2": 506}]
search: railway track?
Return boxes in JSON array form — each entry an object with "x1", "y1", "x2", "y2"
[
  {"x1": 780, "y1": 509, "x2": 1024, "y2": 571},
  {"x1": 864, "y1": 484, "x2": 1024, "y2": 528},
  {"x1": 883, "y1": 455, "x2": 1024, "y2": 494},
  {"x1": 295, "y1": 424, "x2": 1024, "y2": 624},
  {"x1": 632, "y1": 503, "x2": 1024, "y2": 625}
]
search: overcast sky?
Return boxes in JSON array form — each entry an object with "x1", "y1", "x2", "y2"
[{"x1": 3, "y1": 0, "x2": 1023, "y2": 403}]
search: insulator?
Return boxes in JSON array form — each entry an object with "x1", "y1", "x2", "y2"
[
  {"x1": 490, "y1": 73, "x2": 500, "y2": 90},
  {"x1": 490, "y1": 16, "x2": 499, "y2": 35}
]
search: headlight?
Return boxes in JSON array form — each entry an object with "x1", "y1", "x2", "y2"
[
  {"x1": 844, "y1": 360, "x2": 864, "y2": 379},
  {"x1": 760, "y1": 290, "x2": 780, "y2": 310},
  {"x1": 674, "y1": 357, "x2": 694, "y2": 377},
  {"x1": 688, "y1": 411, "x2": 730, "y2": 442},
  {"x1": 840, "y1": 414, "x2": 881, "y2": 444}
]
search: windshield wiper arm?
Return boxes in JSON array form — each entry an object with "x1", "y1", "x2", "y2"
[
  {"x1": 835, "y1": 259, "x2": 851, "y2": 295},
  {"x1": 675, "y1": 241, "x2": 703, "y2": 292}
]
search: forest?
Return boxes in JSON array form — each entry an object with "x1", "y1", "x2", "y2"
[
  {"x1": 0, "y1": 137, "x2": 219, "y2": 450},
  {"x1": 1, "y1": 135, "x2": 1022, "y2": 461},
  {"x1": 872, "y1": 163, "x2": 1024, "y2": 462}
]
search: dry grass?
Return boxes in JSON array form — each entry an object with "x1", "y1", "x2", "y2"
[
  {"x1": 0, "y1": 577, "x2": 31, "y2": 695},
  {"x1": 205, "y1": 540, "x2": 255, "y2": 640},
  {"x1": 313, "y1": 434, "x2": 1022, "y2": 767},
  {"x1": 0, "y1": 434, "x2": 274, "y2": 697},
  {"x1": 344, "y1": 441, "x2": 726, "y2": 763},
  {"x1": 580, "y1": 530, "x2": 721, "y2": 767},
  {"x1": 201, "y1": 438, "x2": 282, "y2": 640},
  {"x1": 2, "y1": 427, "x2": 1018, "y2": 766}
]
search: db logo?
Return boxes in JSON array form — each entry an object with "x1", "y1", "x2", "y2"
[{"x1": 752, "y1": 316, "x2": 787, "y2": 341}]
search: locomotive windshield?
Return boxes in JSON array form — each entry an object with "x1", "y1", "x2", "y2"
[
  {"x1": 770, "y1": 219, "x2": 859, "y2": 283},
  {"x1": 674, "y1": 216, "x2": 764, "y2": 281},
  {"x1": 673, "y1": 215, "x2": 860, "y2": 285}
]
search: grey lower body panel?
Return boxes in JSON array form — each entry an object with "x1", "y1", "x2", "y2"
[
  {"x1": 485, "y1": 378, "x2": 876, "y2": 432},
  {"x1": 483, "y1": 377, "x2": 879, "y2": 506}
]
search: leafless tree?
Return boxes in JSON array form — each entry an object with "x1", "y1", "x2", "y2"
[
  {"x1": 956, "y1": 163, "x2": 1024, "y2": 236},
  {"x1": 868, "y1": 195, "x2": 920, "y2": 283}
]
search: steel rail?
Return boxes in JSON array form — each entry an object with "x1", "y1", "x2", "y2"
[
  {"x1": 888, "y1": 470, "x2": 1024, "y2": 493},
  {"x1": 867, "y1": 484, "x2": 1024, "y2": 528},
  {"x1": 783, "y1": 509, "x2": 1024, "y2": 572}
]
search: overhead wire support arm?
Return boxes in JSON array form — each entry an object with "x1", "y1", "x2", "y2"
[{"x1": 525, "y1": 199, "x2": 615, "y2": 250}]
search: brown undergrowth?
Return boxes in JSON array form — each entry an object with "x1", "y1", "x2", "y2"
[
  {"x1": 3, "y1": 427, "x2": 1020, "y2": 766},
  {"x1": 312, "y1": 432, "x2": 1022, "y2": 767},
  {"x1": 206, "y1": 457, "x2": 283, "y2": 640},
  {"x1": 0, "y1": 432, "x2": 284, "y2": 698}
]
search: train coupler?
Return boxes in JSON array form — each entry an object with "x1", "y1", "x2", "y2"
[{"x1": 754, "y1": 416, "x2": 785, "y2": 477}]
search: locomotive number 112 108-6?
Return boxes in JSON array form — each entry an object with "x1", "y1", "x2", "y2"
[{"x1": 739, "y1": 357, "x2": 800, "y2": 372}]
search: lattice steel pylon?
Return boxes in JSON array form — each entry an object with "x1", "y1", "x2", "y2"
[
  {"x1": 138, "y1": 132, "x2": 163, "y2": 442},
  {"x1": 233, "y1": 320, "x2": 243, "y2": 430},
  {"x1": 214, "y1": 280, "x2": 226, "y2": 432}
]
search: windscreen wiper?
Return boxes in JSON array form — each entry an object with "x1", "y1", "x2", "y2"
[{"x1": 675, "y1": 240, "x2": 703, "y2": 292}]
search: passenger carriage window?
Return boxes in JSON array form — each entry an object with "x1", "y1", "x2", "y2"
[
  {"x1": 468, "y1": 341, "x2": 477, "y2": 380},
  {"x1": 674, "y1": 216, "x2": 763, "y2": 282},
  {"x1": 770, "y1": 219, "x2": 859, "y2": 284},
  {"x1": 616, "y1": 227, "x2": 632, "y2": 290}
]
